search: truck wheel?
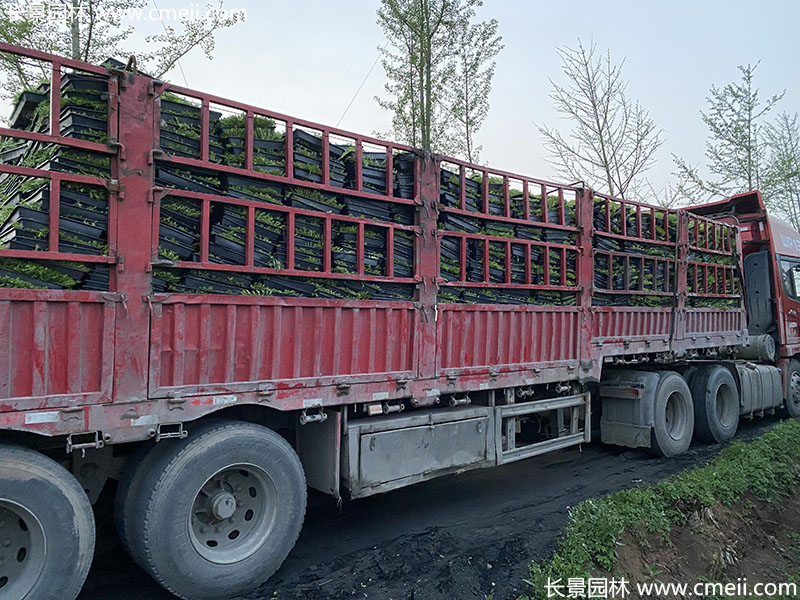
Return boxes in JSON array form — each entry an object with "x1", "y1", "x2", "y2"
[
  {"x1": 785, "y1": 359, "x2": 800, "y2": 418},
  {"x1": 0, "y1": 444, "x2": 95, "y2": 600},
  {"x1": 126, "y1": 420, "x2": 306, "y2": 600},
  {"x1": 650, "y1": 372, "x2": 694, "y2": 457},
  {"x1": 690, "y1": 366, "x2": 739, "y2": 443},
  {"x1": 114, "y1": 440, "x2": 174, "y2": 559}
]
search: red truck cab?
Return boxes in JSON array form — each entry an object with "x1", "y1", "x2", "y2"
[{"x1": 690, "y1": 191, "x2": 800, "y2": 410}]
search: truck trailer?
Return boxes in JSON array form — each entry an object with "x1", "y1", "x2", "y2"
[{"x1": 0, "y1": 43, "x2": 796, "y2": 600}]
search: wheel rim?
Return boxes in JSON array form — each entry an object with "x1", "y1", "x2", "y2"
[
  {"x1": 715, "y1": 382, "x2": 737, "y2": 428},
  {"x1": 189, "y1": 464, "x2": 278, "y2": 564},
  {"x1": 0, "y1": 500, "x2": 46, "y2": 598},
  {"x1": 790, "y1": 371, "x2": 800, "y2": 409},
  {"x1": 664, "y1": 391, "x2": 688, "y2": 441}
]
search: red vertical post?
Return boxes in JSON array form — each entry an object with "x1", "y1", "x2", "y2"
[
  {"x1": 48, "y1": 177, "x2": 60, "y2": 252},
  {"x1": 245, "y1": 205, "x2": 255, "y2": 267},
  {"x1": 50, "y1": 63, "x2": 61, "y2": 138},
  {"x1": 200, "y1": 99, "x2": 210, "y2": 162},
  {"x1": 321, "y1": 132, "x2": 330, "y2": 187},
  {"x1": 244, "y1": 110, "x2": 254, "y2": 171},
  {"x1": 522, "y1": 180, "x2": 530, "y2": 221},
  {"x1": 355, "y1": 141, "x2": 363, "y2": 193},
  {"x1": 576, "y1": 188, "x2": 595, "y2": 380},
  {"x1": 111, "y1": 70, "x2": 157, "y2": 402},
  {"x1": 415, "y1": 152, "x2": 440, "y2": 379},
  {"x1": 385, "y1": 147, "x2": 394, "y2": 197},
  {"x1": 386, "y1": 226, "x2": 394, "y2": 277},
  {"x1": 672, "y1": 211, "x2": 689, "y2": 353}
]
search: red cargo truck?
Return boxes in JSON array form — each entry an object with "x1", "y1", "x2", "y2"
[{"x1": 0, "y1": 44, "x2": 795, "y2": 600}]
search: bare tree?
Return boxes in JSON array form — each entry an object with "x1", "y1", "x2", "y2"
[
  {"x1": 538, "y1": 40, "x2": 663, "y2": 199},
  {"x1": 0, "y1": 0, "x2": 243, "y2": 97},
  {"x1": 448, "y1": 16, "x2": 502, "y2": 163},
  {"x1": 672, "y1": 63, "x2": 784, "y2": 203}
]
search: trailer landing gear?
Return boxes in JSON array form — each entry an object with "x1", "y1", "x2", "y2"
[
  {"x1": 0, "y1": 444, "x2": 95, "y2": 600},
  {"x1": 115, "y1": 420, "x2": 306, "y2": 600}
]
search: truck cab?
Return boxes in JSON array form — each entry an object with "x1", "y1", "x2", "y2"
[
  {"x1": 690, "y1": 191, "x2": 800, "y2": 411},
  {"x1": 690, "y1": 191, "x2": 800, "y2": 355}
]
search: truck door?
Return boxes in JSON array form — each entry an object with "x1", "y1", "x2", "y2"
[{"x1": 776, "y1": 255, "x2": 800, "y2": 347}]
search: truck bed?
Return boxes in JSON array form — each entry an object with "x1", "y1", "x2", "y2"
[{"x1": 0, "y1": 42, "x2": 745, "y2": 439}]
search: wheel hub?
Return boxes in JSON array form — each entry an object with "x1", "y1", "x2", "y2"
[
  {"x1": 0, "y1": 501, "x2": 46, "y2": 597},
  {"x1": 791, "y1": 373, "x2": 800, "y2": 407},
  {"x1": 189, "y1": 464, "x2": 278, "y2": 564},
  {"x1": 210, "y1": 492, "x2": 236, "y2": 520}
]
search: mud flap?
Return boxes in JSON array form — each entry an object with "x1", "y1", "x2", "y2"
[
  {"x1": 599, "y1": 369, "x2": 662, "y2": 449},
  {"x1": 296, "y1": 408, "x2": 341, "y2": 501}
]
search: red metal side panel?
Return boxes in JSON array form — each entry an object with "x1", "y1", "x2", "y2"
[
  {"x1": 437, "y1": 305, "x2": 580, "y2": 370},
  {"x1": 0, "y1": 291, "x2": 115, "y2": 411},
  {"x1": 592, "y1": 307, "x2": 672, "y2": 342},
  {"x1": 685, "y1": 308, "x2": 745, "y2": 336},
  {"x1": 149, "y1": 296, "x2": 416, "y2": 397}
]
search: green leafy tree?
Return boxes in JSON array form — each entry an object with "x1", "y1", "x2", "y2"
[
  {"x1": 0, "y1": 0, "x2": 244, "y2": 98},
  {"x1": 763, "y1": 112, "x2": 800, "y2": 230},
  {"x1": 448, "y1": 15, "x2": 502, "y2": 163},
  {"x1": 538, "y1": 40, "x2": 663, "y2": 199},
  {"x1": 673, "y1": 63, "x2": 784, "y2": 202},
  {"x1": 376, "y1": 0, "x2": 500, "y2": 157}
]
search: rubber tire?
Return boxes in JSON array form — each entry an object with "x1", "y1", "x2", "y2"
[
  {"x1": 114, "y1": 439, "x2": 177, "y2": 559},
  {"x1": 650, "y1": 371, "x2": 695, "y2": 458},
  {"x1": 784, "y1": 359, "x2": 800, "y2": 418},
  {"x1": 0, "y1": 444, "x2": 95, "y2": 600},
  {"x1": 690, "y1": 365, "x2": 739, "y2": 443},
  {"x1": 125, "y1": 420, "x2": 307, "y2": 600}
]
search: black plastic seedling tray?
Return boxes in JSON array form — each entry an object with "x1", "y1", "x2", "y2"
[
  {"x1": 286, "y1": 195, "x2": 341, "y2": 214},
  {"x1": 159, "y1": 237, "x2": 195, "y2": 261},
  {"x1": 160, "y1": 207, "x2": 200, "y2": 232},
  {"x1": 160, "y1": 222, "x2": 196, "y2": 247},
  {"x1": 156, "y1": 167, "x2": 222, "y2": 194},
  {"x1": 60, "y1": 110, "x2": 107, "y2": 132},
  {"x1": 61, "y1": 73, "x2": 107, "y2": 94},
  {"x1": 9, "y1": 90, "x2": 48, "y2": 130},
  {"x1": 0, "y1": 268, "x2": 65, "y2": 289},
  {"x1": 344, "y1": 198, "x2": 392, "y2": 221},
  {"x1": 41, "y1": 156, "x2": 111, "y2": 178}
]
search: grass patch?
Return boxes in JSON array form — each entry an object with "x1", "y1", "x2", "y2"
[{"x1": 521, "y1": 419, "x2": 800, "y2": 599}]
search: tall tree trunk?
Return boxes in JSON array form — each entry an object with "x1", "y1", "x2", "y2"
[{"x1": 70, "y1": 0, "x2": 81, "y2": 60}]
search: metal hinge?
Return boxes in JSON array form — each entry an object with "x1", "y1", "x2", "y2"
[
  {"x1": 109, "y1": 141, "x2": 126, "y2": 161},
  {"x1": 143, "y1": 293, "x2": 171, "y2": 317},
  {"x1": 101, "y1": 291, "x2": 128, "y2": 312},
  {"x1": 108, "y1": 179, "x2": 125, "y2": 198},
  {"x1": 257, "y1": 382, "x2": 276, "y2": 402}
]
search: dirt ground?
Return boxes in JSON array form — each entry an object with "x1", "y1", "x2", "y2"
[
  {"x1": 612, "y1": 486, "x2": 800, "y2": 598},
  {"x1": 78, "y1": 417, "x2": 780, "y2": 600}
]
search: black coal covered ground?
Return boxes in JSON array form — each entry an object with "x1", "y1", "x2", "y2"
[{"x1": 78, "y1": 416, "x2": 779, "y2": 600}]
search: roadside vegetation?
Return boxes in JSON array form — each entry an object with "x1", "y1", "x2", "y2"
[{"x1": 521, "y1": 419, "x2": 800, "y2": 599}]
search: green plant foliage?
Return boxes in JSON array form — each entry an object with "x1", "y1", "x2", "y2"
[{"x1": 521, "y1": 420, "x2": 800, "y2": 600}]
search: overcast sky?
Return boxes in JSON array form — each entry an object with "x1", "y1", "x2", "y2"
[{"x1": 17, "y1": 0, "x2": 800, "y2": 196}]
